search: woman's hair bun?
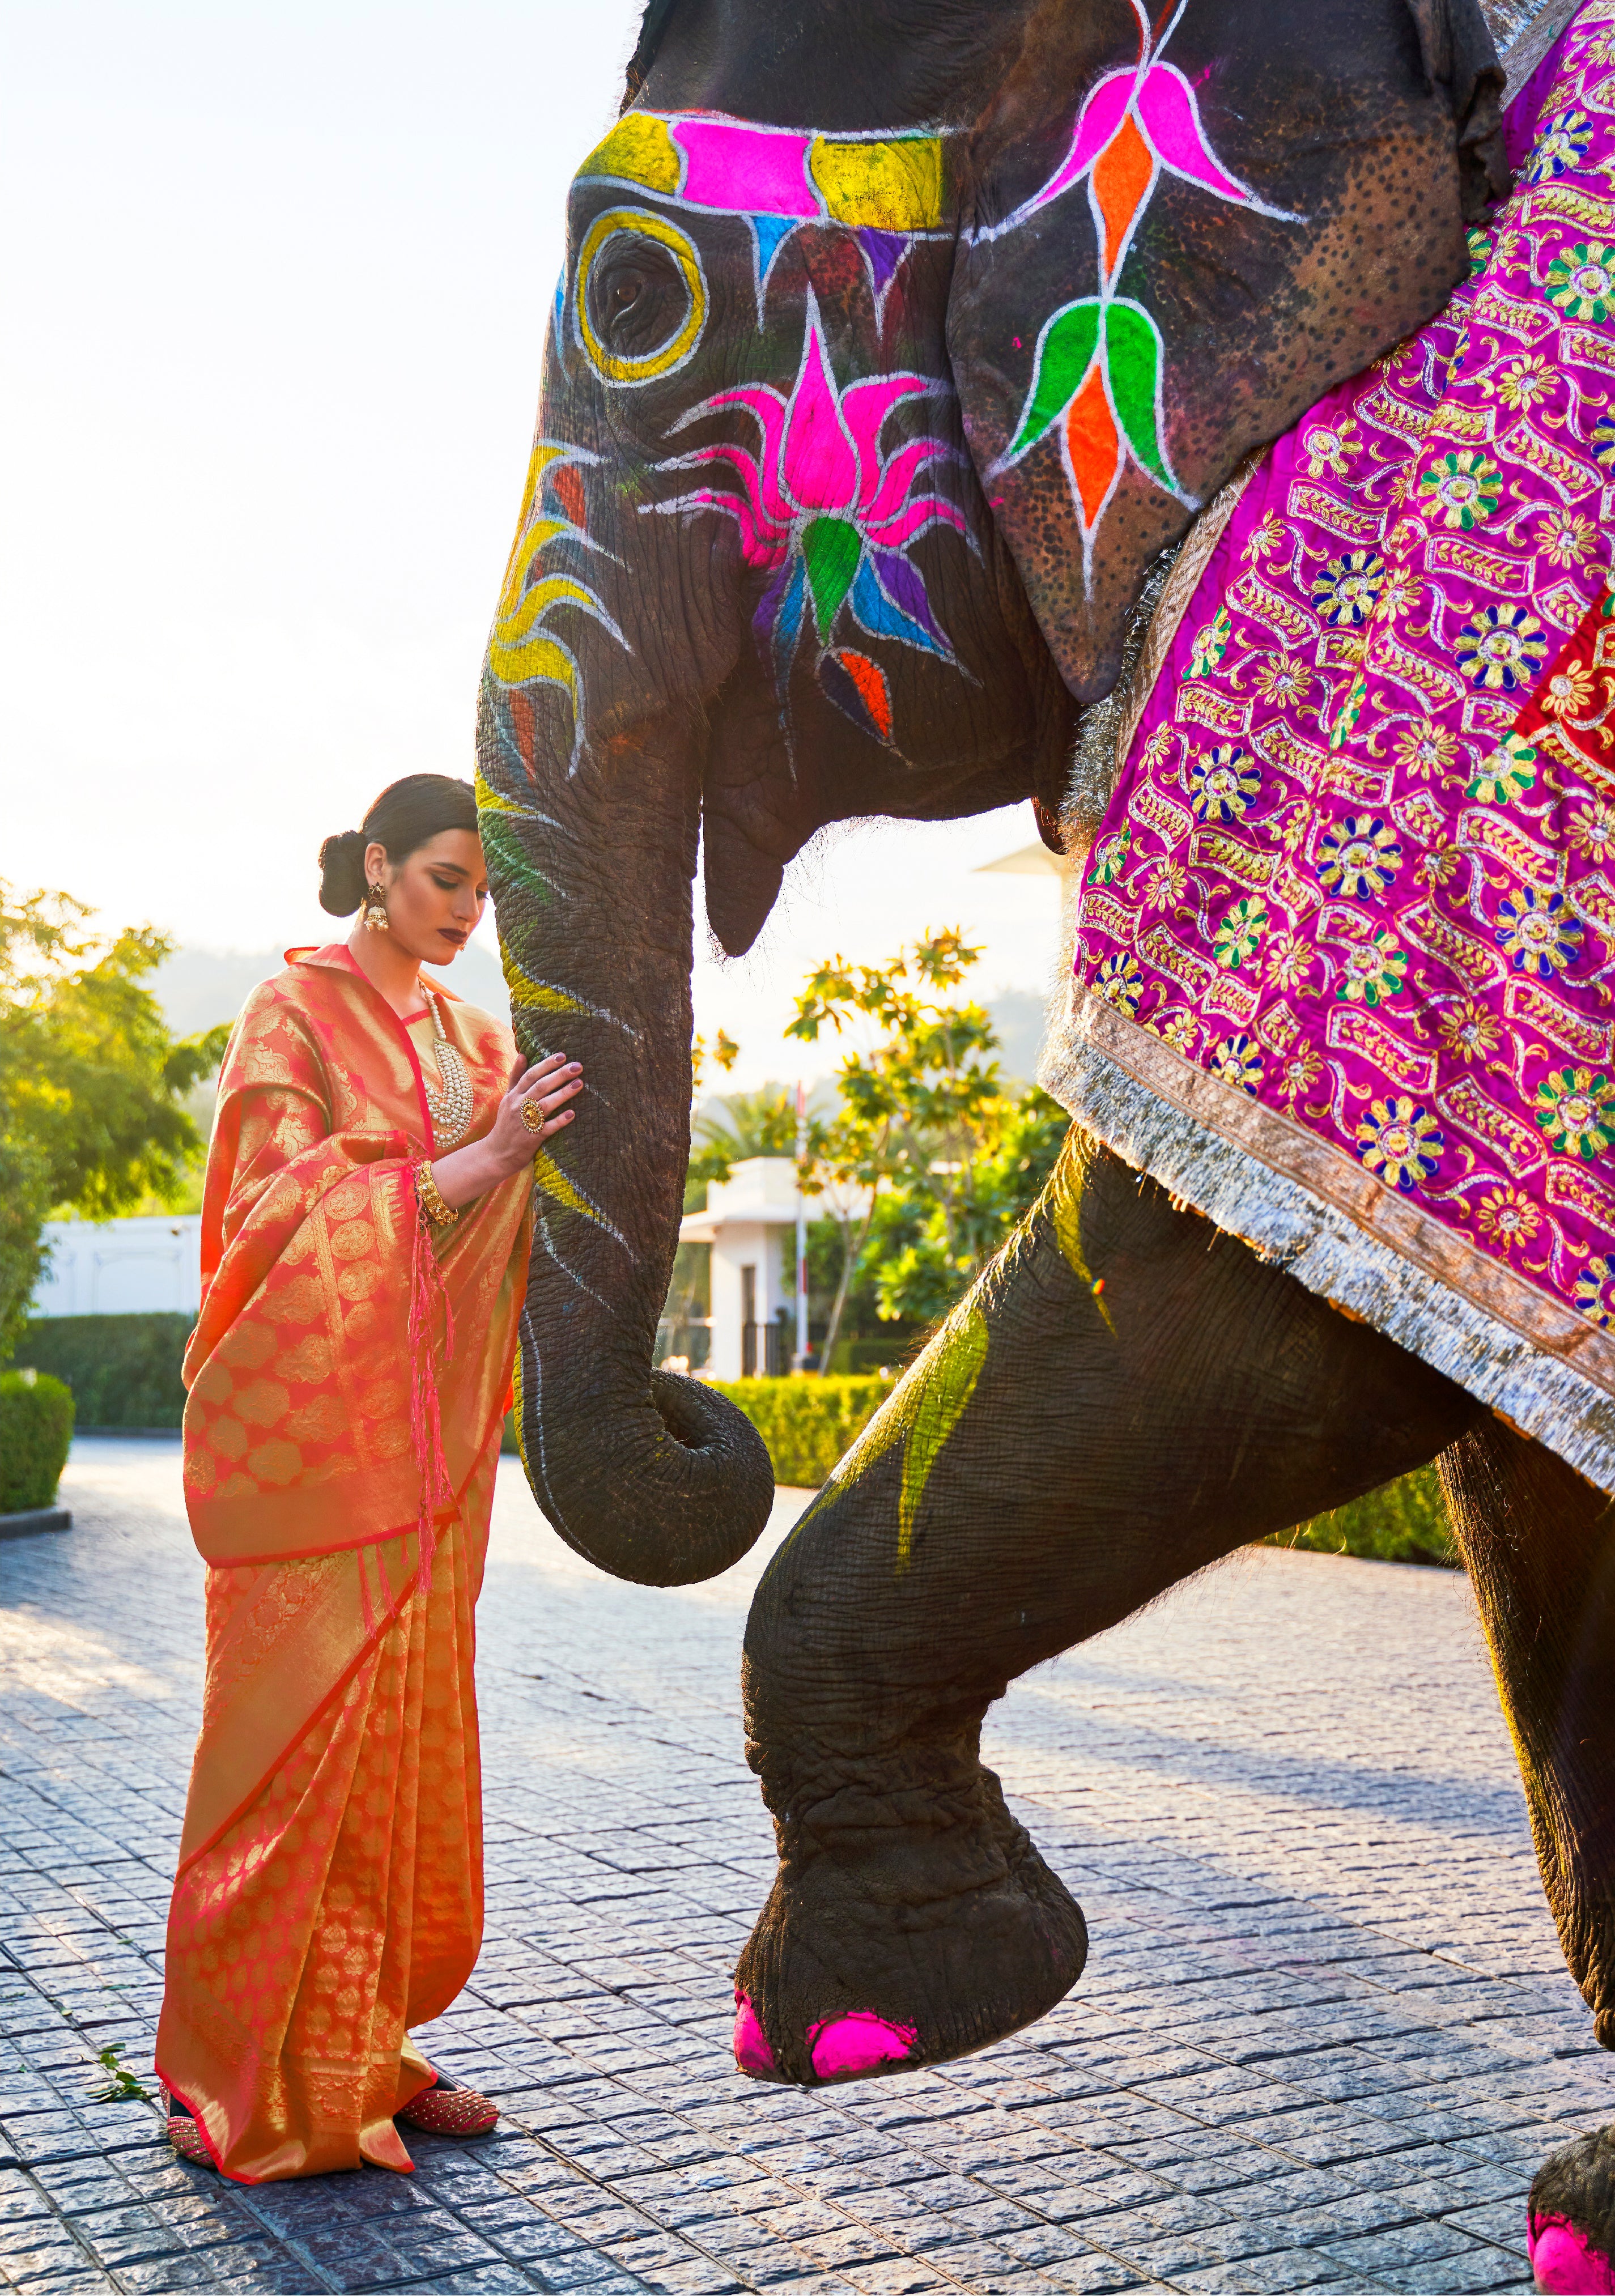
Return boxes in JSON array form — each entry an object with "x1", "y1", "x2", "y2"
[
  {"x1": 316, "y1": 776, "x2": 478, "y2": 919},
  {"x1": 318, "y1": 828, "x2": 368, "y2": 917}
]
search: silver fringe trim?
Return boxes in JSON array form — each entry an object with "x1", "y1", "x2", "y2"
[
  {"x1": 1041, "y1": 1017, "x2": 1615, "y2": 1495},
  {"x1": 1501, "y1": 0, "x2": 1584, "y2": 100}
]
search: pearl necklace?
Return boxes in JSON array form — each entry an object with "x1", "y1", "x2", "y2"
[{"x1": 422, "y1": 988, "x2": 474, "y2": 1151}]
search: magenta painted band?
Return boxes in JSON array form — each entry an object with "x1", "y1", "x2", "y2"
[{"x1": 673, "y1": 120, "x2": 819, "y2": 220}]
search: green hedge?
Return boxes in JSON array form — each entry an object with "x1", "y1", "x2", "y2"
[
  {"x1": 14, "y1": 1314, "x2": 190, "y2": 1428},
  {"x1": 1, "y1": 1372, "x2": 75, "y2": 1512},
  {"x1": 1276, "y1": 1464, "x2": 1455, "y2": 1567},
  {"x1": 708, "y1": 1376, "x2": 894, "y2": 1489}
]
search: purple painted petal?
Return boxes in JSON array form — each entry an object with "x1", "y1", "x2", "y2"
[
  {"x1": 854, "y1": 226, "x2": 908, "y2": 297},
  {"x1": 1135, "y1": 64, "x2": 1253, "y2": 203},
  {"x1": 869, "y1": 548, "x2": 950, "y2": 652},
  {"x1": 754, "y1": 553, "x2": 796, "y2": 642},
  {"x1": 781, "y1": 315, "x2": 860, "y2": 515}
]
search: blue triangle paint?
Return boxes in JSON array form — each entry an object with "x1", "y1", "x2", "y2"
[{"x1": 748, "y1": 214, "x2": 798, "y2": 326}]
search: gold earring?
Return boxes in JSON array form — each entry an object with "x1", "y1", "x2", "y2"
[{"x1": 363, "y1": 881, "x2": 389, "y2": 933}]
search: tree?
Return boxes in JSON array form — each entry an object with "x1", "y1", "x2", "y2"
[
  {"x1": 0, "y1": 1138, "x2": 52, "y2": 1372},
  {"x1": 0, "y1": 885, "x2": 231, "y2": 1361},
  {"x1": 787, "y1": 930, "x2": 1068, "y2": 1367},
  {"x1": 691, "y1": 1083, "x2": 800, "y2": 1190},
  {"x1": 860, "y1": 1083, "x2": 1069, "y2": 1328}
]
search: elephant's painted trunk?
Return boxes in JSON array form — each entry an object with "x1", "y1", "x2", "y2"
[{"x1": 478, "y1": 690, "x2": 772, "y2": 1586}]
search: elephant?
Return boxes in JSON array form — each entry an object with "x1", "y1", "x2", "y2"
[{"x1": 475, "y1": 0, "x2": 1615, "y2": 2277}]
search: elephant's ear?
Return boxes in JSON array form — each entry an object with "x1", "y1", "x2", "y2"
[
  {"x1": 1402, "y1": 0, "x2": 1508, "y2": 216},
  {"x1": 622, "y1": 0, "x2": 682, "y2": 108},
  {"x1": 946, "y1": 0, "x2": 1508, "y2": 714}
]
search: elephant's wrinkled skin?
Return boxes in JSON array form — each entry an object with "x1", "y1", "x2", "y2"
[{"x1": 475, "y1": 0, "x2": 1614, "y2": 2216}]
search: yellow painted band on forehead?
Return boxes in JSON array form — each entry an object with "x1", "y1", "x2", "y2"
[
  {"x1": 809, "y1": 135, "x2": 945, "y2": 231},
  {"x1": 576, "y1": 110, "x2": 948, "y2": 232},
  {"x1": 580, "y1": 112, "x2": 682, "y2": 195}
]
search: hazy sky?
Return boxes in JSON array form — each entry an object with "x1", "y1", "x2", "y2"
[{"x1": 3, "y1": 1, "x2": 1068, "y2": 1088}]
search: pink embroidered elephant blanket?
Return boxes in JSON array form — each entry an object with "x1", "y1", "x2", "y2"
[{"x1": 1043, "y1": 1, "x2": 1615, "y2": 1490}]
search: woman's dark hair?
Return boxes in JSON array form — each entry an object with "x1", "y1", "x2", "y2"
[{"x1": 318, "y1": 774, "x2": 479, "y2": 916}]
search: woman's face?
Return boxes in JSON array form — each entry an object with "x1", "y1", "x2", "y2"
[{"x1": 367, "y1": 829, "x2": 488, "y2": 965}]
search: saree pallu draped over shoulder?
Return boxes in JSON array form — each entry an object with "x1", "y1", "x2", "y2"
[{"x1": 156, "y1": 946, "x2": 532, "y2": 2182}]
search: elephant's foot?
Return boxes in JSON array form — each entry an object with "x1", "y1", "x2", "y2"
[
  {"x1": 731, "y1": 1754, "x2": 1087, "y2": 2086},
  {"x1": 1529, "y1": 2127, "x2": 1615, "y2": 2291}
]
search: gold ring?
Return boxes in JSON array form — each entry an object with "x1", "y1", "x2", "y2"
[{"x1": 520, "y1": 1098, "x2": 543, "y2": 1134}]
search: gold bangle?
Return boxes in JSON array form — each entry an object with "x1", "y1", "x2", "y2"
[{"x1": 417, "y1": 1162, "x2": 456, "y2": 1227}]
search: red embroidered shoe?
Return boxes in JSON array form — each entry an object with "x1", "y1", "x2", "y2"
[
  {"x1": 160, "y1": 2086, "x2": 212, "y2": 2167},
  {"x1": 394, "y1": 2074, "x2": 498, "y2": 2137}
]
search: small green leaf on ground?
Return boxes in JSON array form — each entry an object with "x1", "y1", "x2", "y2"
[{"x1": 89, "y1": 2042, "x2": 150, "y2": 2103}]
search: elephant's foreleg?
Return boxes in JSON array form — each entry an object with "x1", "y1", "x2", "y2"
[
  {"x1": 734, "y1": 1130, "x2": 1482, "y2": 2085},
  {"x1": 1438, "y1": 1421, "x2": 1615, "y2": 2042},
  {"x1": 1436, "y1": 1424, "x2": 1615, "y2": 2285}
]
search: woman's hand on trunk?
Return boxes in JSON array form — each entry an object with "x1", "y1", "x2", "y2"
[{"x1": 430, "y1": 1052, "x2": 582, "y2": 1209}]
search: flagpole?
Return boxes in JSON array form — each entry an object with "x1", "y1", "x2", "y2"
[{"x1": 794, "y1": 1079, "x2": 808, "y2": 1372}]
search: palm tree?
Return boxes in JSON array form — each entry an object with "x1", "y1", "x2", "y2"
[{"x1": 691, "y1": 1085, "x2": 798, "y2": 1185}]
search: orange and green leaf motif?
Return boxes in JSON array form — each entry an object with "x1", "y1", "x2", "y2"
[
  {"x1": 1001, "y1": 297, "x2": 1183, "y2": 555},
  {"x1": 987, "y1": 0, "x2": 1300, "y2": 562}
]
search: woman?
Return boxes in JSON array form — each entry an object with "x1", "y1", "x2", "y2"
[{"x1": 155, "y1": 773, "x2": 581, "y2": 2181}]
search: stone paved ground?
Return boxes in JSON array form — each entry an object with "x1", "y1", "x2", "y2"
[{"x1": 2, "y1": 1440, "x2": 1611, "y2": 2296}]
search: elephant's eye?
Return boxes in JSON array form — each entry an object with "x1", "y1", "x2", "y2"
[
  {"x1": 605, "y1": 267, "x2": 648, "y2": 316},
  {"x1": 588, "y1": 243, "x2": 685, "y2": 356},
  {"x1": 574, "y1": 206, "x2": 708, "y2": 388}
]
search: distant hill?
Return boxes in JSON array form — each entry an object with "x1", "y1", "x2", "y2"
[{"x1": 151, "y1": 939, "x2": 513, "y2": 1039}]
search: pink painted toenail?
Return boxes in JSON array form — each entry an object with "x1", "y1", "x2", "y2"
[
  {"x1": 806, "y1": 2010, "x2": 919, "y2": 2082},
  {"x1": 732, "y1": 1993, "x2": 775, "y2": 2077},
  {"x1": 1529, "y1": 2215, "x2": 1615, "y2": 2292}
]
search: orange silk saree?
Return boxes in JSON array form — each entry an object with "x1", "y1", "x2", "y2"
[{"x1": 156, "y1": 945, "x2": 532, "y2": 2182}]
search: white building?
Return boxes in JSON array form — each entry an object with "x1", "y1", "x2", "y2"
[
  {"x1": 29, "y1": 1215, "x2": 202, "y2": 1320},
  {"x1": 676, "y1": 1157, "x2": 800, "y2": 1381}
]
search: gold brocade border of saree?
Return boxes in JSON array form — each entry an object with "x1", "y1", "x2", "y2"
[{"x1": 1041, "y1": 985, "x2": 1615, "y2": 1491}]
